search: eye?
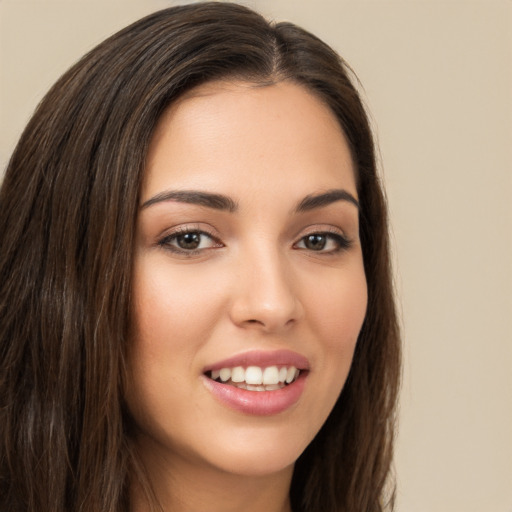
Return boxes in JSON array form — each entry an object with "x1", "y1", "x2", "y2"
[
  {"x1": 295, "y1": 232, "x2": 351, "y2": 253},
  {"x1": 158, "y1": 228, "x2": 222, "y2": 254}
]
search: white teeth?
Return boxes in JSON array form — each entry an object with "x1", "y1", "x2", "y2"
[
  {"x1": 285, "y1": 367, "x2": 297, "y2": 384},
  {"x1": 262, "y1": 366, "x2": 279, "y2": 385},
  {"x1": 219, "y1": 368, "x2": 231, "y2": 382},
  {"x1": 210, "y1": 365, "x2": 301, "y2": 388},
  {"x1": 245, "y1": 366, "x2": 263, "y2": 385},
  {"x1": 246, "y1": 384, "x2": 266, "y2": 391},
  {"x1": 231, "y1": 366, "x2": 245, "y2": 383}
]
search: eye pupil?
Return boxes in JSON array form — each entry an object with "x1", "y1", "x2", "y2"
[
  {"x1": 177, "y1": 232, "x2": 201, "y2": 249},
  {"x1": 305, "y1": 234, "x2": 326, "y2": 250}
]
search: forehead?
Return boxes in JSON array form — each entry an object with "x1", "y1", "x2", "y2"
[{"x1": 143, "y1": 80, "x2": 356, "y2": 201}]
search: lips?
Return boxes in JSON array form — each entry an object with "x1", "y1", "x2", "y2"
[
  {"x1": 204, "y1": 349, "x2": 309, "y2": 373},
  {"x1": 202, "y1": 350, "x2": 309, "y2": 415}
]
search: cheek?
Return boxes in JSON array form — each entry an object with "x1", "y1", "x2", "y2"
[
  {"x1": 131, "y1": 259, "x2": 226, "y2": 348},
  {"x1": 304, "y1": 260, "x2": 367, "y2": 387},
  {"x1": 126, "y1": 257, "x2": 232, "y2": 413},
  {"x1": 309, "y1": 262, "x2": 367, "y2": 344},
  {"x1": 125, "y1": 260, "x2": 211, "y2": 408}
]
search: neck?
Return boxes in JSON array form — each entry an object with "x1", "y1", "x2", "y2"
[{"x1": 129, "y1": 439, "x2": 294, "y2": 512}]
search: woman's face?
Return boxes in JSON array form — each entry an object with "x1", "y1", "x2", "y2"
[{"x1": 126, "y1": 80, "x2": 367, "y2": 478}]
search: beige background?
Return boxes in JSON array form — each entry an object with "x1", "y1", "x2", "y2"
[{"x1": 1, "y1": 1, "x2": 511, "y2": 510}]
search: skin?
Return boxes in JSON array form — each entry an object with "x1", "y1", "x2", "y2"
[{"x1": 126, "y1": 80, "x2": 368, "y2": 512}]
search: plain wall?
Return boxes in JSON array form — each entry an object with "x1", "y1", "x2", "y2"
[{"x1": 1, "y1": 1, "x2": 511, "y2": 510}]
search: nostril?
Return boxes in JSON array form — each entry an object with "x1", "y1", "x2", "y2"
[{"x1": 243, "y1": 319, "x2": 266, "y2": 326}]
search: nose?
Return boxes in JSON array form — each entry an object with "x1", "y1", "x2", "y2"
[{"x1": 229, "y1": 247, "x2": 304, "y2": 333}]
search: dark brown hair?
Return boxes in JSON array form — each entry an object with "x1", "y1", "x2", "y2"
[{"x1": 0, "y1": 3, "x2": 400, "y2": 511}]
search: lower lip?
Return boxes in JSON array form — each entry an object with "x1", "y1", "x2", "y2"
[{"x1": 202, "y1": 372, "x2": 307, "y2": 416}]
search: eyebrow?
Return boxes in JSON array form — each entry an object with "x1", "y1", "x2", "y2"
[
  {"x1": 141, "y1": 187, "x2": 359, "y2": 213},
  {"x1": 141, "y1": 190, "x2": 238, "y2": 212},
  {"x1": 295, "y1": 189, "x2": 359, "y2": 212}
]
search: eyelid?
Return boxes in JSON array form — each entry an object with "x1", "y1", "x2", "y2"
[
  {"x1": 157, "y1": 224, "x2": 223, "y2": 255},
  {"x1": 293, "y1": 226, "x2": 353, "y2": 253},
  {"x1": 295, "y1": 224, "x2": 350, "y2": 240}
]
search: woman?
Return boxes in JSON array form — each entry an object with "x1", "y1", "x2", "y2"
[{"x1": 0, "y1": 3, "x2": 400, "y2": 511}]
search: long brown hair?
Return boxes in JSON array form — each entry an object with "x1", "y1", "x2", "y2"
[{"x1": 0, "y1": 3, "x2": 400, "y2": 511}]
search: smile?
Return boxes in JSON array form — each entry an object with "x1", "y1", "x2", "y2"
[
  {"x1": 207, "y1": 365, "x2": 301, "y2": 391},
  {"x1": 202, "y1": 350, "x2": 309, "y2": 415}
]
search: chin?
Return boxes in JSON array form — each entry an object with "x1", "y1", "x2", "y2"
[
  {"x1": 209, "y1": 450, "x2": 297, "y2": 478},
  {"x1": 196, "y1": 425, "x2": 312, "y2": 478}
]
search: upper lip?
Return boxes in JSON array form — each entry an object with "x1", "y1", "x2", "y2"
[{"x1": 203, "y1": 349, "x2": 310, "y2": 373}]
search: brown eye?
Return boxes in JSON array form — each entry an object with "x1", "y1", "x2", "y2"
[
  {"x1": 304, "y1": 234, "x2": 327, "y2": 251},
  {"x1": 159, "y1": 229, "x2": 221, "y2": 254},
  {"x1": 295, "y1": 232, "x2": 352, "y2": 253},
  {"x1": 176, "y1": 232, "x2": 201, "y2": 250}
]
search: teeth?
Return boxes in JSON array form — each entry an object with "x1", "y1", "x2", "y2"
[
  {"x1": 219, "y1": 368, "x2": 231, "y2": 382},
  {"x1": 209, "y1": 365, "x2": 300, "y2": 389},
  {"x1": 246, "y1": 384, "x2": 266, "y2": 391},
  {"x1": 245, "y1": 366, "x2": 263, "y2": 385},
  {"x1": 262, "y1": 366, "x2": 279, "y2": 385},
  {"x1": 285, "y1": 367, "x2": 298, "y2": 384},
  {"x1": 231, "y1": 366, "x2": 245, "y2": 383}
]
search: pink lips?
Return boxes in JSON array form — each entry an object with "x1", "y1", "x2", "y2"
[
  {"x1": 202, "y1": 350, "x2": 309, "y2": 416},
  {"x1": 203, "y1": 349, "x2": 309, "y2": 373}
]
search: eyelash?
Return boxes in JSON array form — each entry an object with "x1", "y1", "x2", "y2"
[
  {"x1": 157, "y1": 227, "x2": 352, "y2": 256},
  {"x1": 158, "y1": 227, "x2": 222, "y2": 255},
  {"x1": 293, "y1": 230, "x2": 352, "y2": 254}
]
